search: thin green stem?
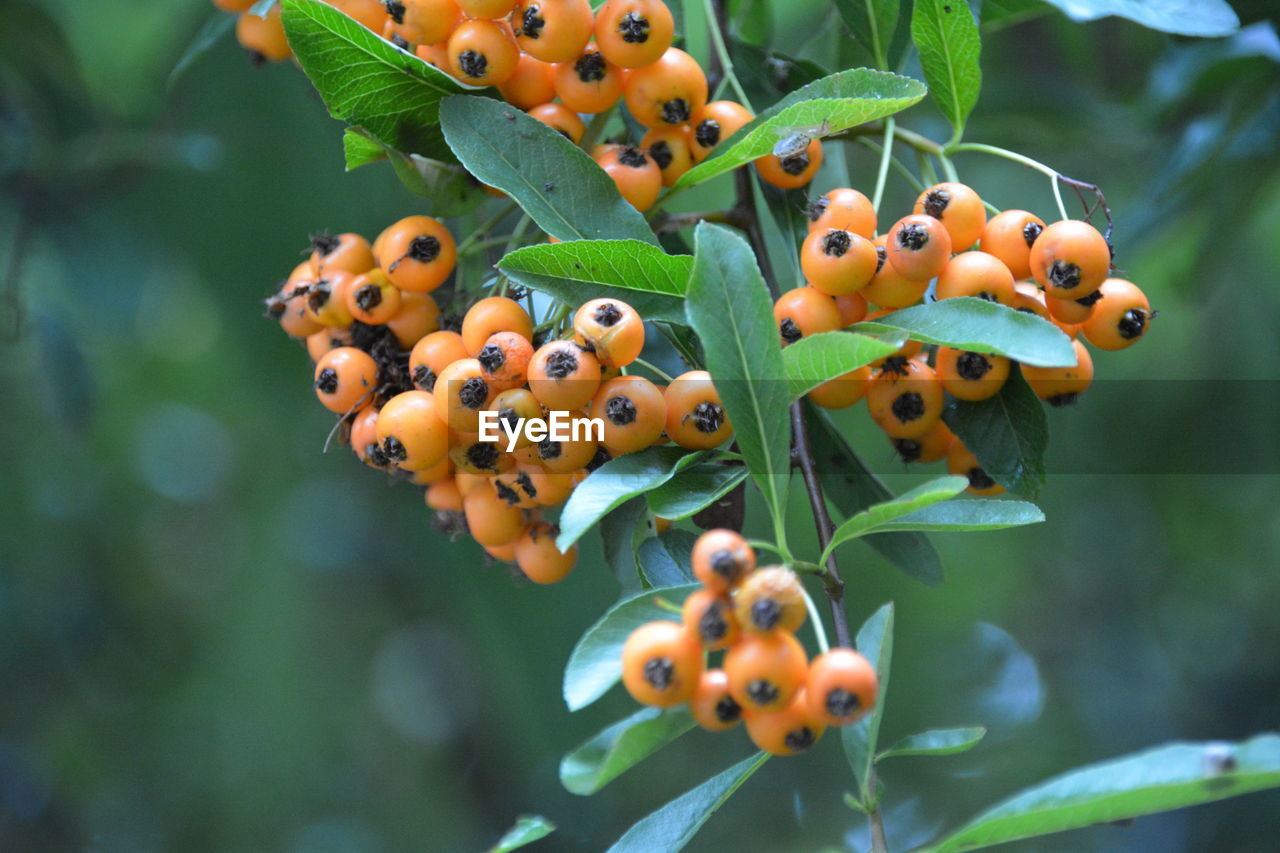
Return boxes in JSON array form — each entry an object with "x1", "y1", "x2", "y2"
[
  {"x1": 455, "y1": 200, "x2": 518, "y2": 255},
  {"x1": 459, "y1": 235, "x2": 513, "y2": 256},
  {"x1": 629, "y1": 356, "x2": 674, "y2": 383},
  {"x1": 938, "y1": 151, "x2": 960, "y2": 184},
  {"x1": 746, "y1": 539, "x2": 787, "y2": 557},
  {"x1": 948, "y1": 142, "x2": 1070, "y2": 219},
  {"x1": 504, "y1": 213, "x2": 534, "y2": 255},
  {"x1": 917, "y1": 150, "x2": 940, "y2": 186},
  {"x1": 856, "y1": 138, "x2": 926, "y2": 195},
  {"x1": 704, "y1": 0, "x2": 753, "y2": 111},
  {"x1": 871, "y1": 117, "x2": 895, "y2": 213},
  {"x1": 801, "y1": 586, "x2": 831, "y2": 654}
]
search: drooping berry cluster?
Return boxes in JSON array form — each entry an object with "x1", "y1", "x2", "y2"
[
  {"x1": 623, "y1": 530, "x2": 879, "y2": 756},
  {"x1": 775, "y1": 181, "x2": 1152, "y2": 495},
  {"x1": 266, "y1": 216, "x2": 735, "y2": 582}
]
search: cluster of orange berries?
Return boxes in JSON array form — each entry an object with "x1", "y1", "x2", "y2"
[
  {"x1": 623, "y1": 530, "x2": 878, "y2": 756},
  {"x1": 772, "y1": 181, "x2": 1153, "y2": 495},
  {"x1": 217, "y1": 0, "x2": 803, "y2": 203},
  {"x1": 266, "y1": 215, "x2": 738, "y2": 582}
]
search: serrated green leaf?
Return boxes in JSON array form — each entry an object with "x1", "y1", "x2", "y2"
[
  {"x1": 561, "y1": 707, "x2": 697, "y2": 796},
  {"x1": 850, "y1": 298, "x2": 1076, "y2": 367},
  {"x1": 685, "y1": 224, "x2": 791, "y2": 528},
  {"x1": 878, "y1": 726, "x2": 986, "y2": 761},
  {"x1": 557, "y1": 448, "x2": 705, "y2": 552},
  {"x1": 440, "y1": 95, "x2": 658, "y2": 244},
  {"x1": 821, "y1": 476, "x2": 969, "y2": 564},
  {"x1": 943, "y1": 369, "x2": 1048, "y2": 498},
  {"x1": 646, "y1": 463, "x2": 749, "y2": 521},
  {"x1": 489, "y1": 815, "x2": 555, "y2": 853},
  {"x1": 281, "y1": 0, "x2": 465, "y2": 160},
  {"x1": 912, "y1": 0, "x2": 983, "y2": 135},
  {"x1": 807, "y1": 406, "x2": 944, "y2": 585},
  {"x1": 833, "y1": 0, "x2": 900, "y2": 68},
  {"x1": 498, "y1": 240, "x2": 690, "y2": 324},
  {"x1": 1039, "y1": 0, "x2": 1239, "y2": 37},
  {"x1": 782, "y1": 331, "x2": 907, "y2": 398},
  {"x1": 343, "y1": 127, "x2": 386, "y2": 170},
  {"x1": 675, "y1": 69, "x2": 926, "y2": 189},
  {"x1": 168, "y1": 12, "x2": 233, "y2": 90},
  {"x1": 563, "y1": 585, "x2": 698, "y2": 711},
  {"x1": 886, "y1": 499, "x2": 1045, "y2": 532},
  {"x1": 843, "y1": 604, "x2": 894, "y2": 803},
  {"x1": 605, "y1": 753, "x2": 770, "y2": 853},
  {"x1": 921, "y1": 735, "x2": 1280, "y2": 853}
]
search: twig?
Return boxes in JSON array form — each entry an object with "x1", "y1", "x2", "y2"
[
  {"x1": 653, "y1": 208, "x2": 749, "y2": 233},
  {"x1": 789, "y1": 402, "x2": 852, "y2": 649}
]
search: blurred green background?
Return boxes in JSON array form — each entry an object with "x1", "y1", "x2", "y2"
[{"x1": 2, "y1": 0, "x2": 1279, "y2": 850}]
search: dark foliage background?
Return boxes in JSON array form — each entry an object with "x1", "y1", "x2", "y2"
[{"x1": 0, "y1": 0, "x2": 1277, "y2": 850}]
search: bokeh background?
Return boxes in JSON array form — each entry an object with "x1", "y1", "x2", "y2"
[{"x1": 2, "y1": 0, "x2": 1279, "y2": 850}]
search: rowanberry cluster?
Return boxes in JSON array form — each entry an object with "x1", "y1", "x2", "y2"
[
  {"x1": 775, "y1": 181, "x2": 1153, "y2": 495},
  {"x1": 218, "y1": 0, "x2": 809, "y2": 198},
  {"x1": 623, "y1": 530, "x2": 878, "y2": 757},
  {"x1": 265, "y1": 216, "x2": 737, "y2": 582}
]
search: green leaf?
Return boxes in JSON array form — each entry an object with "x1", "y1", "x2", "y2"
[
  {"x1": 878, "y1": 727, "x2": 986, "y2": 761},
  {"x1": 674, "y1": 69, "x2": 926, "y2": 189},
  {"x1": 821, "y1": 476, "x2": 969, "y2": 564},
  {"x1": 439, "y1": 95, "x2": 659, "y2": 244},
  {"x1": 646, "y1": 463, "x2": 749, "y2": 521},
  {"x1": 843, "y1": 604, "x2": 894, "y2": 803},
  {"x1": 637, "y1": 537, "x2": 695, "y2": 587},
  {"x1": 168, "y1": 12, "x2": 233, "y2": 90},
  {"x1": 685, "y1": 224, "x2": 791, "y2": 528},
  {"x1": 911, "y1": 0, "x2": 983, "y2": 135},
  {"x1": 605, "y1": 753, "x2": 770, "y2": 853},
  {"x1": 833, "y1": 0, "x2": 900, "y2": 67},
  {"x1": 601, "y1": 497, "x2": 651, "y2": 594},
  {"x1": 850, "y1": 298, "x2": 1076, "y2": 367},
  {"x1": 498, "y1": 240, "x2": 690, "y2": 324},
  {"x1": 921, "y1": 734, "x2": 1280, "y2": 853},
  {"x1": 807, "y1": 406, "x2": 944, "y2": 586},
  {"x1": 281, "y1": 0, "x2": 465, "y2": 160},
  {"x1": 563, "y1": 585, "x2": 698, "y2": 711},
  {"x1": 561, "y1": 707, "x2": 697, "y2": 796},
  {"x1": 782, "y1": 331, "x2": 908, "y2": 399},
  {"x1": 943, "y1": 369, "x2": 1048, "y2": 498},
  {"x1": 556, "y1": 448, "x2": 705, "y2": 552},
  {"x1": 343, "y1": 127, "x2": 386, "y2": 170},
  {"x1": 488, "y1": 815, "x2": 555, "y2": 853},
  {"x1": 888, "y1": 499, "x2": 1045, "y2": 532},
  {"x1": 1039, "y1": 0, "x2": 1239, "y2": 37}
]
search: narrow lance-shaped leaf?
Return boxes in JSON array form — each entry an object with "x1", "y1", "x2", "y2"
[
  {"x1": 843, "y1": 603, "x2": 894, "y2": 804},
  {"x1": 563, "y1": 584, "x2": 698, "y2": 711},
  {"x1": 807, "y1": 405, "x2": 944, "y2": 586},
  {"x1": 488, "y1": 815, "x2": 555, "y2": 853},
  {"x1": 281, "y1": 0, "x2": 465, "y2": 160},
  {"x1": 685, "y1": 223, "x2": 791, "y2": 529},
  {"x1": 921, "y1": 734, "x2": 1280, "y2": 853},
  {"x1": 646, "y1": 463, "x2": 749, "y2": 521},
  {"x1": 782, "y1": 331, "x2": 907, "y2": 398},
  {"x1": 675, "y1": 69, "x2": 926, "y2": 189},
  {"x1": 168, "y1": 12, "x2": 233, "y2": 89},
  {"x1": 560, "y1": 707, "x2": 697, "y2": 796},
  {"x1": 605, "y1": 753, "x2": 770, "y2": 853},
  {"x1": 850, "y1": 298, "x2": 1076, "y2": 367},
  {"x1": 833, "y1": 0, "x2": 899, "y2": 67},
  {"x1": 912, "y1": 0, "x2": 983, "y2": 135},
  {"x1": 943, "y1": 368, "x2": 1048, "y2": 498},
  {"x1": 343, "y1": 127, "x2": 386, "y2": 170},
  {"x1": 498, "y1": 240, "x2": 691, "y2": 324},
  {"x1": 883, "y1": 499, "x2": 1046, "y2": 533},
  {"x1": 557, "y1": 448, "x2": 705, "y2": 552},
  {"x1": 440, "y1": 95, "x2": 659, "y2": 244},
  {"x1": 821, "y1": 476, "x2": 969, "y2": 564},
  {"x1": 878, "y1": 726, "x2": 987, "y2": 761}
]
